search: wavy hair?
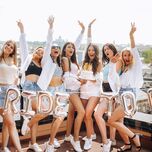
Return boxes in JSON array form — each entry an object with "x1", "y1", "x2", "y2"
[
  {"x1": 82, "y1": 43, "x2": 100, "y2": 75},
  {"x1": 0, "y1": 40, "x2": 17, "y2": 65},
  {"x1": 102, "y1": 43, "x2": 118, "y2": 65},
  {"x1": 61, "y1": 42, "x2": 79, "y2": 71}
]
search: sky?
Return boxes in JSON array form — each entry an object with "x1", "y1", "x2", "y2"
[{"x1": 0, "y1": 0, "x2": 152, "y2": 44}]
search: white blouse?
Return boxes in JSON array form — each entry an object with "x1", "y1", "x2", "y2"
[
  {"x1": 120, "y1": 47, "x2": 143, "y2": 89},
  {"x1": 0, "y1": 60, "x2": 18, "y2": 84}
]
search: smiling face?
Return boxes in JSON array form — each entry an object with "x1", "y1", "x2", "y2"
[
  {"x1": 65, "y1": 43, "x2": 75, "y2": 58},
  {"x1": 122, "y1": 50, "x2": 133, "y2": 66},
  {"x1": 87, "y1": 45, "x2": 96, "y2": 61},
  {"x1": 33, "y1": 47, "x2": 44, "y2": 60},
  {"x1": 3, "y1": 42, "x2": 15, "y2": 56}
]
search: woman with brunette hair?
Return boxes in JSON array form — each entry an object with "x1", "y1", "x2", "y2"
[
  {"x1": 0, "y1": 40, "x2": 22, "y2": 151},
  {"x1": 94, "y1": 42, "x2": 119, "y2": 152},
  {"x1": 61, "y1": 21, "x2": 85, "y2": 151},
  {"x1": 108, "y1": 23, "x2": 143, "y2": 152},
  {"x1": 80, "y1": 41, "x2": 102, "y2": 150}
]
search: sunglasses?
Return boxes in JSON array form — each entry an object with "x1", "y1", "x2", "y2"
[{"x1": 51, "y1": 46, "x2": 60, "y2": 49}]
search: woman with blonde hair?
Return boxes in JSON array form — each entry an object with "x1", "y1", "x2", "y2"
[
  {"x1": 0, "y1": 40, "x2": 22, "y2": 151},
  {"x1": 108, "y1": 23, "x2": 143, "y2": 152}
]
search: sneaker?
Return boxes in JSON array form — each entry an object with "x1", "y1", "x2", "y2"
[
  {"x1": 64, "y1": 134, "x2": 73, "y2": 142},
  {"x1": 29, "y1": 143, "x2": 43, "y2": 152},
  {"x1": 111, "y1": 140, "x2": 116, "y2": 146},
  {"x1": 53, "y1": 138, "x2": 60, "y2": 148},
  {"x1": 82, "y1": 133, "x2": 96, "y2": 141},
  {"x1": 21, "y1": 116, "x2": 30, "y2": 135},
  {"x1": 3, "y1": 147, "x2": 10, "y2": 152},
  {"x1": 83, "y1": 138, "x2": 92, "y2": 150},
  {"x1": 70, "y1": 137, "x2": 83, "y2": 152},
  {"x1": 102, "y1": 139, "x2": 112, "y2": 152},
  {"x1": 45, "y1": 142, "x2": 54, "y2": 152},
  {"x1": 101, "y1": 140, "x2": 116, "y2": 147}
]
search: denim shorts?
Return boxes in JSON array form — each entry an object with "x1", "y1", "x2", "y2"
[
  {"x1": 0, "y1": 85, "x2": 17, "y2": 108},
  {"x1": 22, "y1": 80, "x2": 41, "y2": 92},
  {"x1": 66, "y1": 89, "x2": 80, "y2": 95},
  {"x1": 47, "y1": 84, "x2": 66, "y2": 96},
  {"x1": 47, "y1": 84, "x2": 67, "y2": 118},
  {"x1": 119, "y1": 87, "x2": 136, "y2": 97}
]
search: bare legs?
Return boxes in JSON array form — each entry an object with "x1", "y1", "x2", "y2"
[
  {"x1": 68, "y1": 94, "x2": 85, "y2": 141},
  {"x1": 94, "y1": 100, "x2": 109, "y2": 144},
  {"x1": 108, "y1": 105, "x2": 141, "y2": 149},
  {"x1": 1, "y1": 106, "x2": 22, "y2": 152},
  {"x1": 82, "y1": 97, "x2": 99, "y2": 139}
]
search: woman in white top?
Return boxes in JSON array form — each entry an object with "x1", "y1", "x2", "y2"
[
  {"x1": 0, "y1": 40, "x2": 22, "y2": 151},
  {"x1": 78, "y1": 19, "x2": 102, "y2": 151},
  {"x1": 62, "y1": 23, "x2": 85, "y2": 151},
  {"x1": 17, "y1": 17, "x2": 53, "y2": 152},
  {"x1": 108, "y1": 23, "x2": 143, "y2": 152},
  {"x1": 43, "y1": 21, "x2": 85, "y2": 152}
]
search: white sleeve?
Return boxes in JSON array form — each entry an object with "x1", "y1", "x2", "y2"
[
  {"x1": 41, "y1": 28, "x2": 53, "y2": 67},
  {"x1": 130, "y1": 47, "x2": 143, "y2": 88},
  {"x1": 87, "y1": 36, "x2": 92, "y2": 47},
  {"x1": 74, "y1": 31, "x2": 84, "y2": 50},
  {"x1": 108, "y1": 62, "x2": 120, "y2": 93},
  {"x1": 19, "y1": 33, "x2": 29, "y2": 67}
]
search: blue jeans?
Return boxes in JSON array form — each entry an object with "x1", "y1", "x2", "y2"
[{"x1": 22, "y1": 80, "x2": 41, "y2": 92}]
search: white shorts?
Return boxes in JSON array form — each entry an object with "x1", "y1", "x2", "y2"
[{"x1": 80, "y1": 81, "x2": 101, "y2": 100}]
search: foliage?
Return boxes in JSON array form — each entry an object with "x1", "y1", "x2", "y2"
[{"x1": 142, "y1": 49, "x2": 152, "y2": 63}]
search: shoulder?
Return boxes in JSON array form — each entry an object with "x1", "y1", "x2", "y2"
[{"x1": 97, "y1": 60, "x2": 102, "y2": 72}]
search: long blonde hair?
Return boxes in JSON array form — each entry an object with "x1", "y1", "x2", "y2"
[
  {"x1": 0, "y1": 40, "x2": 17, "y2": 65},
  {"x1": 120, "y1": 47, "x2": 134, "y2": 72}
]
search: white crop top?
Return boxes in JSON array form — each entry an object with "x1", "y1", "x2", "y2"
[
  {"x1": 0, "y1": 61, "x2": 18, "y2": 84},
  {"x1": 71, "y1": 63, "x2": 79, "y2": 75}
]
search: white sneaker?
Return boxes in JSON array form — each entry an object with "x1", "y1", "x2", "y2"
[
  {"x1": 64, "y1": 134, "x2": 73, "y2": 142},
  {"x1": 70, "y1": 137, "x2": 83, "y2": 152},
  {"x1": 101, "y1": 140, "x2": 116, "y2": 147},
  {"x1": 53, "y1": 138, "x2": 60, "y2": 148},
  {"x1": 45, "y1": 142, "x2": 54, "y2": 152},
  {"x1": 29, "y1": 143, "x2": 43, "y2": 152},
  {"x1": 102, "y1": 139, "x2": 112, "y2": 152},
  {"x1": 21, "y1": 116, "x2": 30, "y2": 135},
  {"x1": 84, "y1": 138, "x2": 92, "y2": 150},
  {"x1": 82, "y1": 133, "x2": 96, "y2": 141},
  {"x1": 3, "y1": 147, "x2": 10, "y2": 152},
  {"x1": 111, "y1": 140, "x2": 116, "y2": 146}
]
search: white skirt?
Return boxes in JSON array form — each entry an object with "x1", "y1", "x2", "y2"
[{"x1": 80, "y1": 81, "x2": 101, "y2": 99}]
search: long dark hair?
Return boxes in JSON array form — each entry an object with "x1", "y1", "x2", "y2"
[
  {"x1": 0, "y1": 40, "x2": 17, "y2": 65},
  {"x1": 82, "y1": 43, "x2": 100, "y2": 75},
  {"x1": 61, "y1": 42, "x2": 79, "y2": 71},
  {"x1": 102, "y1": 43, "x2": 117, "y2": 65}
]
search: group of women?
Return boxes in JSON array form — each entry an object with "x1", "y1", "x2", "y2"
[{"x1": 0, "y1": 16, "x2": 143, "y2": 152}]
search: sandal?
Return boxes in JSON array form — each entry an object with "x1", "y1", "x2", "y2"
[
  {"x1": 131, "y1": 134, "x2": 142, "y2": 151},
  {"x1": 117, "y1": 143, "x2": 132, "y2": 152}
]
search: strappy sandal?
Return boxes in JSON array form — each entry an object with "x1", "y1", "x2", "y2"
[
  {"x1": 131, "y1": 134, "x2": 142, "y2": 151},
  {"x1": 117, "y1": 143, "x2": 132, "y2": 152}
]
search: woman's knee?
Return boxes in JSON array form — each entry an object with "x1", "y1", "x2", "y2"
[
  {"x1": 4, "y1": 117, "x2": 16, "y2": 127},
  {"x1": 107, "y1": 116, "x2": 114, "y2": 125}
]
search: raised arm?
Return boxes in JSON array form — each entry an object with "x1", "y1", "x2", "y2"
[
  {"x1": 130, "y1": 22, "x2": 136, "y2": 48},
  {"x1": 17, "y1": 20, "x2": 28, "y2": 66},
  {"x1": 74, "y1": 20, "x2": 85, "y2": 50},
  {"x1": 41, "y1": 16, "x2": 54, "y2": 66},
  {"x1": 87, "y1": 18, "x2": 96, "y2": 45}
]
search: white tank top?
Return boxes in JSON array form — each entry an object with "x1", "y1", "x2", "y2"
[
  {"x1": 0, "y1": 60, "x2": 18, "y2": 84},
  {"x1": 71, "y1": 63, "x2": 78, "y2": 76}
]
